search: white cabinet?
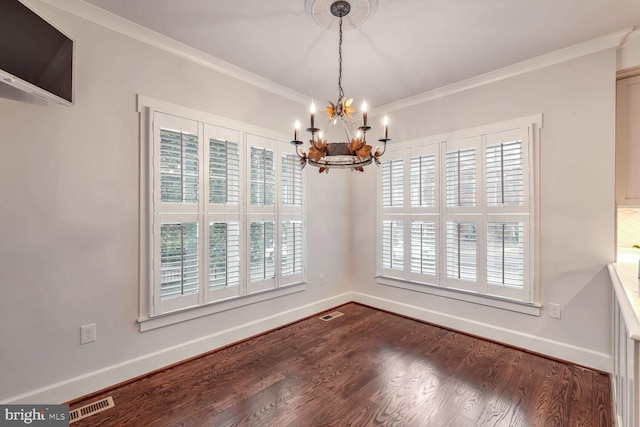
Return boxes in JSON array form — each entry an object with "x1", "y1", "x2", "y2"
[{"x1": 617, "y1": 75, "x2": 640, "y2": 207}]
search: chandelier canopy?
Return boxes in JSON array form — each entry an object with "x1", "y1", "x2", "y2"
[{"x1": 291, "y1": 0, "x2": 390, "y2": 173}]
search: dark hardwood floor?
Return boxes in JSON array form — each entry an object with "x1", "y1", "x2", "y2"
[{"x1": 69, "y1": 303, "x2": 612, "y2": 426}]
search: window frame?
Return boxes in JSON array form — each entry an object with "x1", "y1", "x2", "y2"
[
  {"x1": 138, "y1": 95, "x2": 306, "y2": 331},
  {"x1": 377, "y1": 114, "x2": 542, "y2": 316}
]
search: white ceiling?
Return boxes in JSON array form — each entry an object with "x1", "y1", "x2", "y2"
[{"x1": 81, "y1": 0, "x2": 640, "y2": 108}]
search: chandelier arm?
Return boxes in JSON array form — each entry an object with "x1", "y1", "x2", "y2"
[{"x1": 377, "y1": 140, "x2": 389, "y2": 156}]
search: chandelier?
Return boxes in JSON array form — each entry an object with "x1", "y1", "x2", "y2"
[{"x1": 291, "y1": 0, "x2": 390, "y2": 173}]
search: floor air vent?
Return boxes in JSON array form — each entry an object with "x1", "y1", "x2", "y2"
[
  {"x1": 319, "y1": 311, "x2": 344, "y2": 321},
  {"x1": 69, "y1": 396, "x2": 115, "y2": 424}
]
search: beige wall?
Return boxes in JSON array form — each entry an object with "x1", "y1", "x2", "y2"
[
  {"x1": 351, "y1": 49, "x2": 617, "y2": 369},
  {"x1": 0, "y1": 3, "x2": 351, "y2": 403}
]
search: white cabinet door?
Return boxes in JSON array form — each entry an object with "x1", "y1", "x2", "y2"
[{"x1": 617, "y1": 75, "x2": 640, "y2": 207}]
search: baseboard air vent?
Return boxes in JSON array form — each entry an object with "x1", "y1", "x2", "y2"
[
  {"x1": 69, "y1": 396, "x2": 115, "y2": 424},
  {"x1": 319, "y1": 311, "x2": 344, "y2": 321}
]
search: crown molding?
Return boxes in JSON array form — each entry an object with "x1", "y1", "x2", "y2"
[
  {"x1": 617, "y1": 28, "x2": 640, "y2": 74},
  {"x1": 30, "y1": 0, "x2": 311, "y2": 105},
  {"x1": 25, "y1": 1, "x2": 634, "y2": 115},
  {"x1": 372, "y1": 27, "x2": 634, "y2": 116}
]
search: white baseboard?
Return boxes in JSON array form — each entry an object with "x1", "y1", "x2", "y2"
[
  {"x1": 2, "y1": 293, "x2": 353, "y2": 404},
  {"x1": 5, "y1": 290, "x2": 609, "y2": 404},
  {"x1": 352, "y1": 292, "x2": 611, "y2": 372}
]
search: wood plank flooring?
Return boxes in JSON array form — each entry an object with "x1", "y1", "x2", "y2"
[{"x1": 69, "y1": 303, "x2": 612, "y2": 426}]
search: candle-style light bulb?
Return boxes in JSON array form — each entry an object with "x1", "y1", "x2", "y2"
[
  {"x1": 356, "y1": 130, "x2": 362, "y2": 139},
  {"x1": 318, "y1": 131, "x2": 323, "y2": 141},
  {"x1": 310, "y1": 102, "x2": 316, "y2": 129},
  {"x1": 383, "y1": 115, "x2": 389, "y2": 139},
  {"x1": 361, "y1": 100, "x2": 368, "y2": 127},
  {"x1": 294, "y1": 120, "x2": 300, "y2": 141}
]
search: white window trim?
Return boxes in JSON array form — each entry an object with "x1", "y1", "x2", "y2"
[
  {"x1": 377, "y1": 114, "x2": 542, "y2": 316},
  {"x1": 137, "y1": 95, "x2": 306, "y2": 331},
  {"x1": 376, "y1": 276, "x2": 541, "y2": 315}
]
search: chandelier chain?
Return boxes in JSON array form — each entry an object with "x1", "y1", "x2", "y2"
[{"x1": 337, "y1": 14, "x2": 344, "y2": 107}]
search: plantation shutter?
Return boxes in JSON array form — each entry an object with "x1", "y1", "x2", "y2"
[
  {"x1": 160, "y1": 222, "x2": 199, "y2": 299},
  {"x1": 250, "y1": 221, "x2": 275, "y2": 282},
  {"x1": 446, "y1": 221, "x2": 477, "y2": 282},
  {"x1": 144, "y1": 100, "x2": 307, "y2": 320},
  {"x1": 209, "y1": 221, "x2": 240, "y2": 289},
  {"x1": 281, "y1": 220, "x2": 303, "y2": 279},
  {"x1": 281, "y1": 153, "x2": 303, "y2": 206},
  {"x1": 484, "y1": 127, "x2": 530, "y2": 300},
  {"x1": 209, "y1": 138, "x2": 240, "y2": 205},
  {"x1": 203, "y1": 125, "x2": 243, "y2": 301},
  {"x1": 379, "y1": 152, "x2": 407, "y2": 279},
  {"x1": 250, "y1": 147, "x2": 275, "y2": 206},
  {"x1": 247, "y1": 135, "x2": 277, "y2": 293},
  {"x1": 280, "y1": 146, "x2": 303, "y2": 284},
  {"x1": 381, "y1": 220, "x2": 404, "y2": 271},
  {"x1": 382, "y1": 158, "x2": 404, "y2": 208},
  {"x1": 486, "y1": 221, "x2": 524, "y2": 287},
  {"x1": 410, "y1": 155, "x2": 436, "y2": 208},
  {"x1": 160, "y1": 128, "x2": 199, "y2": 204},
  {"x1": 410, "y1": 221, "x2": 437, "y2": 277},
  {"x1": 153, "y1": 113, "x2": 203, "y2": 314},
  {"x1": 245, "y1": 135, "x2": 277, "y2": 293},
  {"x1": 446, "y1": 148, "x2": 476, "y2": 207},
  {"x1": 376, "y1": 118, "x2": 536, "y2": 305},
  {"x1": 486, "y1": 141, "x2": 524, "y2": 206}
]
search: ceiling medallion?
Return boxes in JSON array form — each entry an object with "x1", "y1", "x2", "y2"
[
  {"x1": 292, "y1": 0, "x2": 390, "y2": 173},
  {"x1": 305, "y1": 0, "x2": 378, "y2": 31}
]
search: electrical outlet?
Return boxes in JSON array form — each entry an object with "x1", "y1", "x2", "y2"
[
  {"x1": 319, "y1": 274, "x2": 325, "y2": 285},
  {"x1": 81, "y1": 324, "x2": 96, "y2": 344},
  {"x1": 548, "y1": 303, "x2": 561, "y2": 319}
]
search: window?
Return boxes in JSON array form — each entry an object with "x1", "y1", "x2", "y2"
[
  {"x1": 141, "y1": 99, "x2": 305, "y2": 320},
  {"x1": 378, "y1": 116, "x2": 539, "y2": 307}
]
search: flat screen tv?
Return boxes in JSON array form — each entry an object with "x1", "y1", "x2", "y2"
[{"x1": 0, "y1": 0, "x2": 74, "y2": 105}]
